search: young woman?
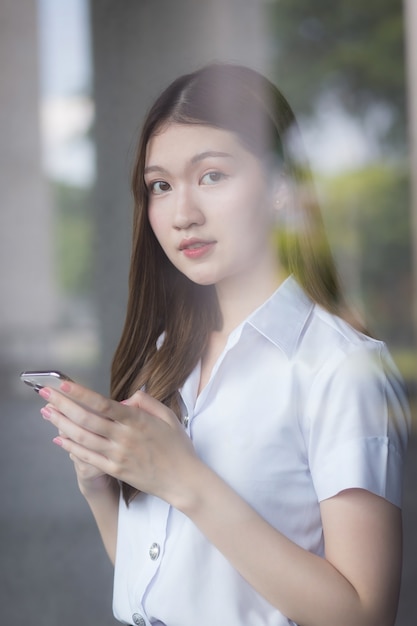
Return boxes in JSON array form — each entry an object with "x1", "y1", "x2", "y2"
[{"x1": 39, "y1": 64, "x2": 410, "y2": 626}]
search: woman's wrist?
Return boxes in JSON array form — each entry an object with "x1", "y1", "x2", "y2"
[
  {"x1": 172, "y1": 459, "x2": 221, "y2": 518},
  {"x1": 78, "y1": 474, "x2": 119, "y2": 501}
]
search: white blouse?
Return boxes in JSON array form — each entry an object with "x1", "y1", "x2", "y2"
[{"x1": 112, "y1": 276, "x2": 410, "y2": 626}]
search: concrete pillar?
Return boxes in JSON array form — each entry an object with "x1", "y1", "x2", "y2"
[
  {"x1": 90, "y1": 0, "x2": 270, "y2": 392},
  {"x1": 0, "y1": 0, "x2": 57, "y2": 386}
]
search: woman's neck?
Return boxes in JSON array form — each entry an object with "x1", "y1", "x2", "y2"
[
  {"x1": 198, "y1": 268, "x2": 285, "y2": 395},
  {"x1": 214, "y1": 267, "x2": 286, "y2": 337}
]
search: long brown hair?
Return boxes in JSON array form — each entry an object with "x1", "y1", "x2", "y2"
[{"x1": 111, "y1": 64, "x2": 345, "y2": 503}]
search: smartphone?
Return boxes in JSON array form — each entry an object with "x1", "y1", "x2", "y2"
[
  {"x1": 19, "y1": 370, "x2": 73, "y2": 393},
  {"x1": 19, "y1": 370, "x2": 96, "y2": 413}
]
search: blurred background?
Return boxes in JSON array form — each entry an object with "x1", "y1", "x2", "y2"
[{"x1": 0, "y1": 0, "x2": 416, "y2": 624}]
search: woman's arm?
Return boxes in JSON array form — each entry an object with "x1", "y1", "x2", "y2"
[
  {"x1": 47, "y1": 423, "x2": 120, "y2": 564},
  {"x1": 40, "y1": 383, "x2": 402, "y2": 626},
  {"x1": 75, "y1": 469, "x2": 120, "y2": 565},
  {"x1": 174, "y1": 461, "x2": 402, "y2": 626}
]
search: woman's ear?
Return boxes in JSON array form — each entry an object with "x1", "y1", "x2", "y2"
[{"x1": 272, "y1": 174, "x2": 291, "y2": 221}]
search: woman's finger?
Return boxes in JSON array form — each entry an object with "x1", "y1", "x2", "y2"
[
  {"x1": 41, "y1": 381, "x2": 120, "y2": 420},
  {"x1": 41, "y1": 404, "x2": 112, "y2": 454},
  {"x1": 122, "y1": 389, "x2": 179, "y2": 427},
  {"x1": 39, "y1": 387, "x2": 119, "y2": 438},
  {"x1": 53, "y1": 435, "x2": 110, "y2": 473}
]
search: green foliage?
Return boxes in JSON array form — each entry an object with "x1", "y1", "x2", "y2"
[
  {"x1": 266, "y1": 0, "x2": 406, "y2": 146},
  {"x1": 392, "y1": 348, "x2": 417, "y2": 383},
  {"x1": 265, "y1": 0, "x2": 414, "y2": 373},
  {"x1": 50, "y1": 182, "x2": 93, "y2": 295},
  {"x1": 320, "y1": 164, "x2": 412, "y2": 344}
]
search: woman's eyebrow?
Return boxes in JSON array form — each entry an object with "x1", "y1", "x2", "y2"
[
  {"x1": 190, "y1": 151, "x2": 233, "y2": 164},
  {"x1": 144, "y1": 151, "x2": 234, "y2": 175},
  {"x1": 144, "y1": 164, "x2": 169, "y2": 176}
]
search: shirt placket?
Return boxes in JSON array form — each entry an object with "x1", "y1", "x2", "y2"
[
  {"x1": 179, "y1": 325, "x2": 246, "y2": 431},
  {"x1": 130, "y1": 496, "x2": 171, "y2": 626}
]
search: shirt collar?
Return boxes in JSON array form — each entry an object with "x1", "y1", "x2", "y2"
[{"x1": 246, "y1": 275, "x2": 314, "y2": 358}]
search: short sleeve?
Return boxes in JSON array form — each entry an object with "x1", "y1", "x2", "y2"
[{"x1": 306, "y1": 342, "x2": 410, "y2": 507}]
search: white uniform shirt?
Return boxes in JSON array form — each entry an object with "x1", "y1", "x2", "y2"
[{"x1": 113, "y1": 276, "x2": 410, "y2": 626}]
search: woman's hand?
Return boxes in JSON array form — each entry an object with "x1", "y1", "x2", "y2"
[
  {"x1": 39, "y1": 382, "x2": 199, "y2": 507},
  {"x1": 69, "y1": 450, "x2": 114, "y2": 498}
]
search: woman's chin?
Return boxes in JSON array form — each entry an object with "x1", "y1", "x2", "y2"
[{"x1": 187, "y1": 274, "x2": 216, "y2": 287}]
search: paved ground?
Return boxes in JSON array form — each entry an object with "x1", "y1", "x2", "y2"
[{"x1": 1, "y1": 389, "x2": 416, "y2": 625}]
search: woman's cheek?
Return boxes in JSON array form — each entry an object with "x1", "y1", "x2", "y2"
[{"x1": 148, "y1": 209, "x2": 166, "y2": 241}]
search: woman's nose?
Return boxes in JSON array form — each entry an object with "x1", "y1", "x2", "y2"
[{"x1": 173, "y1": 187, "x2": 205, "y2": 229}]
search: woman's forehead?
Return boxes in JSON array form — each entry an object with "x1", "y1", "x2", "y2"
[{"x1": 145, "y1": 123, "x2": 249, "y2": 164}]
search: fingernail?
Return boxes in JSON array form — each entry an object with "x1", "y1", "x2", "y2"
[
  {"x1": 39, "y1": 387, "x2": 51, "y2": 400},
  {"x1": 59, "y1": 381, "x2": 71, "y2": 393},
  {"x1": 52, "y1": 437, "x2": 63, "y2": 447},
  {"x1": 41, "y1": 407, "x2": 52, "y2": 420}
]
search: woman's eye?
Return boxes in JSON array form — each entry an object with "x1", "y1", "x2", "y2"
[
  {"x1": 149, "y1": 180, "x2": 171, "y2": 194},
  {"x1": 200, "y1": 171, "x2": 226, "y2": 185}
]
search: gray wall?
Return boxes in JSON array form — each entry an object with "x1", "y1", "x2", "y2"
[{"x1": 0, "y1": 0, "x2": 57, "y2": 388}]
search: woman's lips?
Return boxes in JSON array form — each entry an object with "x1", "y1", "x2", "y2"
[{"x1": 179, "y1": 238, "x2": 216, "y2": 259}]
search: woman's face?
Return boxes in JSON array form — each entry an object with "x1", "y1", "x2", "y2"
[{"x1": 145, "y1": 123, "x2": 281, "y2": 293}]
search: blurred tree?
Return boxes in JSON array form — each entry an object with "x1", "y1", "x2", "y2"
[
  {"x1": 51, "y1": 181, "x2": 93, "y2": 295},
  {"x1": 267, "y1": 0, "x2": 406, "y2": 148},
  {"x1": 266, "y1": 0, "x2": 415, "y2": 365},
  {"x1": 321, "y1": 165, "x2": 412, "y2": 345}
]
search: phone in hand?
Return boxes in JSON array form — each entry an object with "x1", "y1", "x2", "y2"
[
  {"x1": 19, "y1": 370, "x2": 73, "y2": 393},
  {"x1": 20, "y1": 370, "x2": 102, "y2": 415}
]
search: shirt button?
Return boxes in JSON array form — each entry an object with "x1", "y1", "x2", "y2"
[
  {"x1": 132, "y1": 614, "x2": 146, "y2": 626},
  {"x1": 183, "y1": 414, "x2": 189, "y2": 427},
  {"x1": 149, "y1": 542, "x2": 161, "y2": 560}
]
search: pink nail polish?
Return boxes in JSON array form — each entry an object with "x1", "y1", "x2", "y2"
[
  {"x1": 41, "y1": 407, "x2": 52, "y2": 420},
  {"x1": 59, "y1": 381, "x2": 71, "y2": 393},
  {"x1": 39, "y1": 387, "x2": 51, "y2": 400},
  {"x1": 52, "y1": 437, "x2": 63, "y2": 447}
]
